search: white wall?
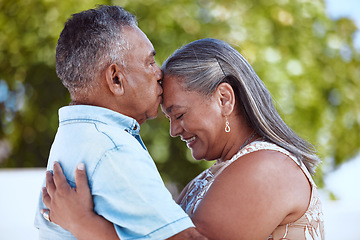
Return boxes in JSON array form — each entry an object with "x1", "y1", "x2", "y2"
[{"x1": 0, "y1": 169, "x2": 45, "y2": 240}]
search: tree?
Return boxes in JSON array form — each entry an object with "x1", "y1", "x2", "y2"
[{"x1": 1, "y1": 0, "x2": 359, "y2": 190}]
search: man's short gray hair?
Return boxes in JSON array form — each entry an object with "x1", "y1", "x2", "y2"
[
  {"x1": 56, "y1": 5, "x2": 137, "y2": 96},
  {"x1": 162, "y1": 38, "x2": 320, "y2": 175}
]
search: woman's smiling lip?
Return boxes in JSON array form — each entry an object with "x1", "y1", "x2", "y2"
[{"x1": 181, "y1": 136, "x2": 197, "y2": 148}]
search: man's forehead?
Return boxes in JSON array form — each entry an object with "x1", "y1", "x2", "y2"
[{"x1": 124, "y1": 26, "x2": 153, "y2": 49}]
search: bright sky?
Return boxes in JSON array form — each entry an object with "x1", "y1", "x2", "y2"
[
  {"x1": 325, "y1": 0, "x2": 360, "y2": 26},
  {"x1": 325, "y1": 0, "x2": 360, "y2": 50}
]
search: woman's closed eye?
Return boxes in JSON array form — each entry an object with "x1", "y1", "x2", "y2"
[{"x1": 176, "y1": 114, "x2": 184, "y2": 120}]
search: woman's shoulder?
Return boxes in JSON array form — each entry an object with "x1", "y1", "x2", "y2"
[
  {"x1": 220, "y1": 143, "x2": 311, "y2": 220},
  {"x1": 215, "y1": 143, "x2": 309, "y2": 210},
  {"x1": 235, "y1": 141, "x2": 296, "y2": 159},
  {"x1": 224, "y1": 143, "x2": 308, "y2": 194},
  {"x1": 191, "y1": 143, "x2": 311, "y2": 238},
  {"x1": 226, "y1": 141, "x2": 295, "y2": 172}
]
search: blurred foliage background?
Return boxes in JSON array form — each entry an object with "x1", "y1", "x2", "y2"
[{"x1": 0, "y1": 0, "x2": 359, "y2": 192}]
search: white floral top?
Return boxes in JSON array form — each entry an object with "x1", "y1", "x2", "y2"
[{"x1": 179, "y1": 141, "x2": 325, "y2": 239}]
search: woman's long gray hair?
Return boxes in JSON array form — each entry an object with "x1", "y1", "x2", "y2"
[{"x1": 161, "y1": 38, "x2": 320, "y2": 175}]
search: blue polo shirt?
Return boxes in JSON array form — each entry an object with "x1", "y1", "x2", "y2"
[{"x1": 34, "y1": 105, "x2": 194, "y2": 239}]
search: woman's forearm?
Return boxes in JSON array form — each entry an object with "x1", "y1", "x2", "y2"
[{"x1": 70, "y1": 212, "x2": 119, "y2": 240}]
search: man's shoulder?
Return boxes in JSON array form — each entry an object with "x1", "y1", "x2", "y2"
[{"x1": 50, "y1": 122, "x2": 140, "y2": 166}]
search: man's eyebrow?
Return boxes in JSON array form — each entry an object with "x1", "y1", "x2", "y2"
[{"x1": 152, "y1": 50, "x2": 156, "y2": 57}]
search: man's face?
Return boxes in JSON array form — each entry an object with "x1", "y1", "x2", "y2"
[{"x1": 122, "y1": 26, "x2": 163, "y2": 124}]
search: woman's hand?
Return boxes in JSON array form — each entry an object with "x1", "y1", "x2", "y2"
[
  {"x1": 42, "y1": 162, "x2": 94, "y2": 232},
  {"x1": 41, "y1": 162, "x2": 119, "y2": 240}
]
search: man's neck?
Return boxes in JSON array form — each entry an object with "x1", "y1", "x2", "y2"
[
  {"x1": 69, "y1": 99, "x2": 144, "y2": 126},
  {"x1": 69, "y1": 100, "x2": 90, "y2": 106}
]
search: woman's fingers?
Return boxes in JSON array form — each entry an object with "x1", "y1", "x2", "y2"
[
  {"x1": 42, "y1": 187, "x2": 51, "y2": 208},
  {"x1": 45, "y1": 170, "x2": 56, "y2": 198},
  {"x1": 75, "y1": 163, "x2": 90, "y2": 196},
  {"x1": 75, "y1": 163, "x2": 94, "y2": 211},
  {"x1": 53, "y1": 161, "x2": 71, "y2": 195},
  {"x1": 41, "y1": 208, "x2": 51, "y2": 222},
  {"x1": 42, "y1": 187, "x2": 52, "y2": 222}
]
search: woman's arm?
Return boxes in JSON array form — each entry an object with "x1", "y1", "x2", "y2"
[
  {"x1": 190, "y1": 150, "x2": 311, "y2": 240},
  {"x1": 42, "y1": 162, "x2": 119, "y2": 240},
  {"x1": 42, "y1": 162, "x2": 208, "y2": 240}
]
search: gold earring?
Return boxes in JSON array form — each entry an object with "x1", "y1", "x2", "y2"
[{"x1": 225, "y1": 116, "x2": 230, "y2": 133}]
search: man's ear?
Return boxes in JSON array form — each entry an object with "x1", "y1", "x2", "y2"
[
  {"x1": 217, "y1": 82, "x2": 235, "y2": 116},
  {"x1": 105, "y1": 64, "x2": 125, "y2": 96}
]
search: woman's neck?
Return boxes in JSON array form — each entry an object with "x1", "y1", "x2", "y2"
[{"x1": 217, "y1": 127, "x2": 258, "y2": 164}]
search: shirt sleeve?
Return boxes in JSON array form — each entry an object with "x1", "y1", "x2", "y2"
[{"x1": 90, "y1": 144, "x2": 194, "y2": 240}]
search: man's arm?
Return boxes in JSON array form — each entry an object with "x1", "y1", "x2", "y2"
[{"x1": 43, "y1": 162, "x2": 208, "y2": 240}]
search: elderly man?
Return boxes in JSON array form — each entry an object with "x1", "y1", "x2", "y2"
[{"x1": 34, "y1": 5, "x2": 205, "y2": 240}]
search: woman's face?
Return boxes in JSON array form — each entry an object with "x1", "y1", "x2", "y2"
[{"x1": 161, "y1": 75, "x2": 226, "y2": 161}]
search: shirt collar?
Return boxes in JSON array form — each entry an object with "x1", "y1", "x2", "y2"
[{"x1": 58, "y1": 105, "x2": 141, "y2": 135}]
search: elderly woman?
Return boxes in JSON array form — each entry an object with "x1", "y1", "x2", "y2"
[{"x1": 42, "y1": 38, "x2": 324, "y2": 239}]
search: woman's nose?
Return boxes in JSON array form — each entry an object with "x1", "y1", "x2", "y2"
[{"x1": 169, "y1": 120, "x2": 181, "y2": 138}]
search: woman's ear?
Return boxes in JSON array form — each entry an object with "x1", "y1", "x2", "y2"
[
  {"x1": 217, "y1": 82, "x2": 235, "y2": 116},
  {"x1": 105, "y1": 64, "x2": 125, "y2": 96}
]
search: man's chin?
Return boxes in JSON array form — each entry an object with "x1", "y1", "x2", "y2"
[
  {"x1": 149, "y1": 112, "x2": 159, "y2": 120},
  {"x1": 146, "y1": 110, "x2": 159, "y2": 121}
]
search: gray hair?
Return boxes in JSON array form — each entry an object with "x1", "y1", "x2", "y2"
[
  {"x1": 56, "y1": 5, "x2": 137, "y2": 97},
  {"x1": 161, "y1": 38, "x2": 320, "y2": 175}
]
